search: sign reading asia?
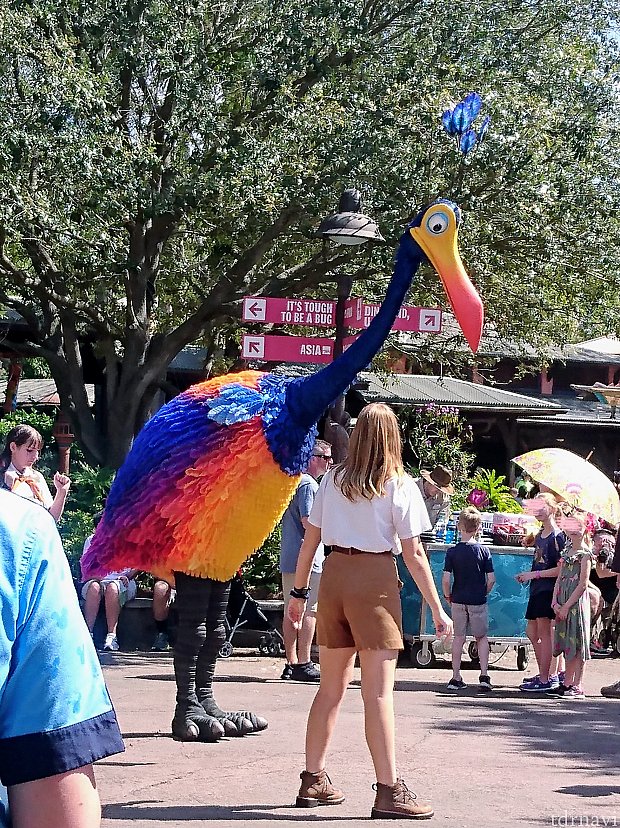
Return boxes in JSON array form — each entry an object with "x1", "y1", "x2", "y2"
[
  {"x1": 243, "y1": 296, "x2": 442, "y2": 333},
  {"x1": 242, "y1": 334, "x2": 334, "y2": 364}
]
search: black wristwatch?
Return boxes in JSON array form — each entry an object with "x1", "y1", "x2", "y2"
[{"x1": 290, "y1": 586, "x2": 310, "y2": 600}]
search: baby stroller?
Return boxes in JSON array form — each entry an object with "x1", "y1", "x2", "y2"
[
  {"x1": 218, "y1": 572, "x2": 285, "y2": 658},
  {"x1": 600, "y1": 593, "x2": 620, "y2": 656}
]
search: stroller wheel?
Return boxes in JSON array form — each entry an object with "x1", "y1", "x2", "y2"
[
  {"x1": 219, "y1": 641, "x2": 234, "y2": 658},
  {"x1": 258, "y1": 636, "x2": 271, "y2": 655}
]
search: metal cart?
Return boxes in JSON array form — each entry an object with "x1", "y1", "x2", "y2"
[{"x1": 399, "y1": 544, "x2": 533, "y2": 670}]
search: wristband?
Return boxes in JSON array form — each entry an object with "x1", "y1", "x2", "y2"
[{"x1": 290, "y1": 586, "x2": 310, "y2": 600}]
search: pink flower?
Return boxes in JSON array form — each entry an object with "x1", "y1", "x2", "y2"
[{"x1": 467, "y1": 489, "x2": 489, "y2": 508}]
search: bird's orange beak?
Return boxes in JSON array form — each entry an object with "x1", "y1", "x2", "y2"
[{"x1": 411, "y1": 205, "x2": 483, "y2": 352}]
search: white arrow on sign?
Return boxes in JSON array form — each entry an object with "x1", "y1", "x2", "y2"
[
  {"x1": 418, "y1": 309, "x2": 441, "y2": 332},
  {"x1": 243, "y1": 297, "x2": 267, "y2": 321},
  {"x1": 242, "y1": 335, "x2": 265, "y2": 358}
]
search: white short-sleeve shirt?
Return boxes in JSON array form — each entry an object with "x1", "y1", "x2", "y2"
[
  {"x1": 308, "y1": 470, "x2": 431, "y2": 553},
  {"x1": 6, "y1": 463, "x2": 53, "y2": 509}
]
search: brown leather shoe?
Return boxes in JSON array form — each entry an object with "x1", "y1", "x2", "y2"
[
  {"x1": 371, "y1": 778, "x2": 434, "y2": 819},
  {"x1": 296, "y1": 770, "x2": 345, "y2": 807}
]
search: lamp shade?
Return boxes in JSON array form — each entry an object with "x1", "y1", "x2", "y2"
[{"x1": 317, "y1": 188, "x2": 384, "y2": 245}]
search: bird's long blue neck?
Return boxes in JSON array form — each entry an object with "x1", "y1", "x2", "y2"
[{"x1": 287, "y1": 237, "x2": 423, "y2": 427}]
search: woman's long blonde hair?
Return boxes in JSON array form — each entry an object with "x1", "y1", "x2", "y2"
[{"x1": 334, "y1": 403, "x2": 403, "y2": 501}]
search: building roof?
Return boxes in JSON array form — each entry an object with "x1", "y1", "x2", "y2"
[
  {"x1": 397, "y1": 316, "x2": 620, "y2": 366},
  {"x1": 0, "y1": 378, "x2": 95, "y2": 407},
  {"x1": 515, "y1": 393, "x2": 620, "y2": 430},
  {"x1": 352, "y1": 373, "x2": 565, "y2": 415},
  {"x1": 169, "y1": 346, "x2": 210, "y2": 373},
  {"x1": 571, "y1": 337, "x2": 620, "y2": 357}
]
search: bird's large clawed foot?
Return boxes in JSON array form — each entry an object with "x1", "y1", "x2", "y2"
[
  {"x1": 172, "y1": 704, "x2": 225, "y2": 742},
  {"x1": 201, "y1": 705, "x2": 268, "y2": 736},
  {"x1": 223, "y1": 710, "x2": 268, "y2": 735}
]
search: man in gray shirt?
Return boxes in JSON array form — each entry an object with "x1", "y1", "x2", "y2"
[
  {"x1": 280, "y1": 440, "x2": 332, "y2": 682},
  {"x1": 415, "y1": 465, "x2": 454, "y2": 530}
]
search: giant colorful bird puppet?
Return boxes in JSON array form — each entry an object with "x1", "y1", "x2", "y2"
[{"x1": 82, "y1": 196, "x2": 484, "y2": 741}]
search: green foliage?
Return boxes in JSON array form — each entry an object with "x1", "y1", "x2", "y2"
[
  {"x1": 0, "y1": 0, "x2": 618, "y2": 467},
  {"x1": 469, "y1": 468, "x2": 522, "y2": 514},
  {"x1": 64, "y1": 461, "x2": 115, "y2": 513},
  {"x1": 241, "y1": 525, "x2": 282, "y2": 598},
  {"x1": 21, "y1": 358, "x2": 52, "y2": 378},
  {"x1": 0, "y1": 408, "x2": 55, "y2": 446},
  {"x1": 400, "y1": 404, "x2": 475, "y2": 499},
  {"x1": 58, "y1": 462, "x2": 115, "y2": 577}
]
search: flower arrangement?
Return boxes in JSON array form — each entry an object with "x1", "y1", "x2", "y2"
[
  {"x1": 400, "y1": 403, "x2": 474, "y2": 494},
  {"x1": 467, "y1": 469, "x2": 522, "y2": 514}
]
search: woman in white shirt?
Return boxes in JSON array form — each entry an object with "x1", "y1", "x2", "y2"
[
  {"x1": 1, "y1": 425, "x2": 70, "y2": 522},
  {"x1": 288, "y1": 403, "x2": 452, "y2": 820}
]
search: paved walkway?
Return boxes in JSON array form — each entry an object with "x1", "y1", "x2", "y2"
[{"x1": 99, "y1": 650, "x2": 620, "y2": 827}]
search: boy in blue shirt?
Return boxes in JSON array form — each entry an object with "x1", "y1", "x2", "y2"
[
  {"x1": 442, "y1": 507, "x2": 496, "y2": 692},
  {"x1": 0, "y1": 489, "x2": 124, "y2": 827}
]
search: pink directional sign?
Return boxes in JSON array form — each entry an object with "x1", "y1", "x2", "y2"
[
  {"x1": 242, "y1": 334, "x2": 334, "y2": 364},
  {"x1": 345, "y1": 298, "x2": 442, "y2": 333},
  {"x1": 243, "y1": 296, "x2": 442, "y2": 333},
  {"x1": 243, "y1": 297, "x2": 336, "y2": 327}
]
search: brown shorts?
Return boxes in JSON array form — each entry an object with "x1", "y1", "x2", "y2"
[
  {"x1": 451, "y1": 602, "x2": 489, "y2": 638},
  {"x1": 316, "y1": 551, "x2": 403, "y2": 651}
]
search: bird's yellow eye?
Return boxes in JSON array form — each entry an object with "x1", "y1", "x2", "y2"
[{"x1": 425, "y1": 210, "x2": 450, "y2": 235}]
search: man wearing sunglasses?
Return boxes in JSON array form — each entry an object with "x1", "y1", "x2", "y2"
[{"x1": 280, "y1": 440, "x2": 332, "y2": 682}]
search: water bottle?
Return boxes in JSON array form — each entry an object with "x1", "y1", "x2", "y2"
[
  {"x1": 434, "y1": 516, "x2": 446, "y2": 541},
  {"x1": 445, "y1": 517, "x2": 457, "y2": 545}
]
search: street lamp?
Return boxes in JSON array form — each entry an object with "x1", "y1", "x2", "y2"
[
  {"x1": 317, "y1": 189, "x2": 384, "y2": 246},
  {"x1": 317, "y1": 189, "x2": 383, "y2": 460}
]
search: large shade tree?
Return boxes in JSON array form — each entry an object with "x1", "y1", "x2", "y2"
[{"x1": 0, "y1": 0, "x2": 618, "y2": 466}]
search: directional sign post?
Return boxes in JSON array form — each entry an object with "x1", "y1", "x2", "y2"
[
  {"x1": 243, "y1": 297, "x2": 336, "y2": 327},
  {"x1": 242, "y1": 334, "x2": 334, "y2": 364},
  {"x1": 242, "y1": 296, "x2": 443, "y2": 364},
  {"x1": 344, "y1": 299, "x2": 442, "y2": 333}
]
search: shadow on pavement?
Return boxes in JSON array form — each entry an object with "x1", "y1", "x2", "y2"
[
  {"x1": 132, "y1": 673, "x2": 271, "y2": 684},
  {"x1": 555, "y1": 784, "x2": 620, "y2": 797},
  {"x1": 103, "y1": 802, "x2": 357, "y2": 821},
  {"x1": 429, "y1": 695, "x2": 620, "y2": 770},
  {"x1": 98, "y1": 761, "x2": 157, "y2": 767}
]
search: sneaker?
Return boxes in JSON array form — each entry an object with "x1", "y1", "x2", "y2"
[
  {"x1": 548, "y1": 674, "x2": 560, "y2": 689},
  {"x1": 290, "y1": 662, "x2": 321, "y2": 683},
  {"x1": 563, "y1": 685, "x2": 585, "y2": 699},
  {"x1": 151, "y1": 632, "x2": 170, "y2": 652},
  {"x1": 296, "y1": 770, "x2": 345, "y2": 807},
  {"x1": 546, "y1": 683, "x2": 569, "y2": 698},
  {"x1": 601, "y1": 680, "x2": 620, "y2": 699},
  {"x1": 371, "y1": 778, "x2": 434, "y2": 820},
  {"x1": 446, "y1": 678, "x2": 467, "y2": 690},
  {"x1": 558, "y1": 670, "x2": 566, "y2": 685},
  {"x1": 520, "y1": 677, "x2": 553, "y2": 692},
  {"x1": 520, "y1": 674, "x2": 540, "y2": 687},
  {"x1": 103, "y1": 633, "x2": 119, "y2": 652},
  {"x1": 478, "y1": 675, "x2": 493, "y2": 692},
  {"x1": 590, "y1": 642, "x2": 613, "y2": 658},
  {"x1": 281, "y1": 663, "x2": 293, "y2": 680}
]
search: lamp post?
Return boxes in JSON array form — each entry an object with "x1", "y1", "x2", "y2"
[
  {"x1": 53, "y1": 410, "x2": 75, "y2": 475},
  {"x1": 316, "y1": 189, "x2": 383, "y2": 461}
]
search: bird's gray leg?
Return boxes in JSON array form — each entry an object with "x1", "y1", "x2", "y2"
[
  {"x1": 195, "y1": 577, "x2": 268, "y2": 736},
  {"x1": 171, "y1": 573, "x2": 225, "y2": 742}
]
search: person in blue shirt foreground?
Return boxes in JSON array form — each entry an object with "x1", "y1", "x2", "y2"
[
  {"x1": 0, "y1": 489, "x2": 124, "y2": 828},
  {"x1": 442, "y1": 506, "x2": 496, "y2": 692}
]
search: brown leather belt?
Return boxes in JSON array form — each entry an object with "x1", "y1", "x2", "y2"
[{"x1": 332, "y1": 545, "x2": 392, "y2": 556}]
